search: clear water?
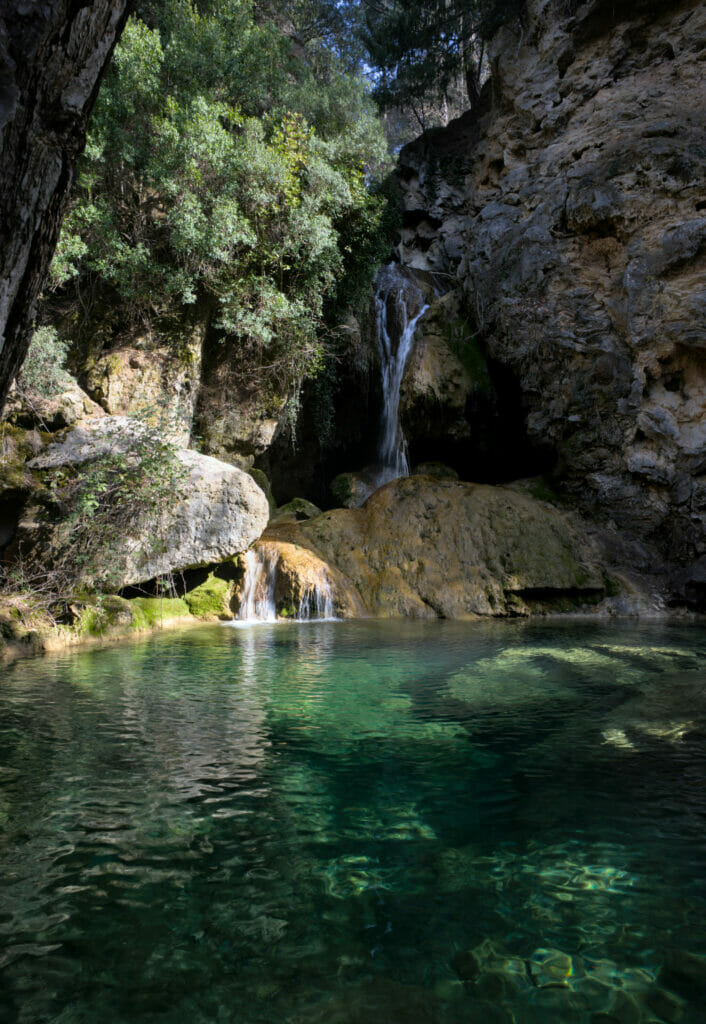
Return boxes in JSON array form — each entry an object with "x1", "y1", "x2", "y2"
[{"x1": 1, "y1": 619, "x2": 706, "y2": 1023}]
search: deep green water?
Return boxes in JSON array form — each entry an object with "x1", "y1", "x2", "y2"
[{"x1": 1, "y1": 620, "x2": 706, "y2": 1023}]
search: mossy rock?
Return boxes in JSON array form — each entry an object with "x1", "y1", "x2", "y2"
[
  {"x1": 413, "y1": 462, "x2": 459, "y2": 481},
  {"x1": 184, "y1": 573, "x2": 233, "y2": 619},
  {"x1": 128, "y1": 595, "x2": 191, "y2": 629},
  {"x1": 74, "y1": 595, "x2": 135, "y2": 637},
  {"x1": 248, "y1": 468, "x2": 276, "y2": 514},
  {"x1": 270, "y1": 497, "x2": 322, "y2": 524},
  {"x1": 329, "y1": 472, "x2": 375, "y2": 509}
]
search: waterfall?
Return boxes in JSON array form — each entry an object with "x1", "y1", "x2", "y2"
[
  {"x1": 374, "y1": 263, "x2": 429, "y2": 486},
  {"x1": 297, "y1": 576, "x2": 335, "y2": 621},
  {"x1": 235, "y1": 547, "x2": 278, "y2": 622},
  {"x1": 234, "y1": 545, "x2": 337, "y2": 624}
]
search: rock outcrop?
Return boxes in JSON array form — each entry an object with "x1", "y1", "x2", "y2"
[
  {"x1": 15, "y1": 416, "x2": 269, "y2": 587},
  {"x1": 396, "y1": 0, "x2": 706, "y2": 566},
  {"x1": 267, "y1": 475, "x2": 607, "y2": 618},
  {"x1": 84, "y1": 326, "x2": 205, "y2": 445}
]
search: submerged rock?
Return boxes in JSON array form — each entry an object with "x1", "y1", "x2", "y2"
[{"x1": 269, "y1": 475, "x2": 606, "y2": 618}]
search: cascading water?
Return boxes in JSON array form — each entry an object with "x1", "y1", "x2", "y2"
[
  {"x1": 234, "y1": 544, "x2": 337, "y2": 624},
  {"x1": 297, "y1": 577, "x2": 335, "y2": 621},
  {"x1": 374, "y1": 263, "x2": 430, "y2": 486},
  {"x1": 235, "y1": 547, "x2": 278, "y2": 622}
]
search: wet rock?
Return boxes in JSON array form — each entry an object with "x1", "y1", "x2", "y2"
[
  {"x1": 413, "y1": 462, "x2": 459, "y2": 480},
  {"x1": 232, "y1": 539, "x2": 366, "y2": 620},
  {"x1": 330, "y1": 470, "x2": 377, "y2": 509},
  {"x1": 270, "y1": 497, "x2": 322, "y2": 524}
]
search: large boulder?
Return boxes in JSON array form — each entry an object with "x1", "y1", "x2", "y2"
[
  {"x1": 268, "y1": 475, "x2": 606, "y2": 618},
  {"x1": 396, "y1": 0, "x2": 706, "y2": 564},
  {"x1": 17, "y1": 416, "x2": 269, "y2": 588}
]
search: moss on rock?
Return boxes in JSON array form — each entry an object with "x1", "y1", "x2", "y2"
[
  {"x1": 128, "y1": 595, "x2": 192, "y2": 629},
  {"x1": 183, "y1": 573, "x2": 233, "y2": 619}
]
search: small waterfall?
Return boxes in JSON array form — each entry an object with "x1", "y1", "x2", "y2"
[
  {"x1": 236, "y1": 547, "x2": 278, "y2": 622},
  {"x1": 297, "y1": 576, "x2": 335, "y2": 621},
  {"x1": 374, "y1": 263, "x2": 429, "y2": 485},
  {"x1": 234, "y1": 544, "x2": 337, "y2": 624}
]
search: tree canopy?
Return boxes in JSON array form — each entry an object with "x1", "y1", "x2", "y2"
[{"x1": 48, "y1": 0, "x2": 393, "y2": 392}]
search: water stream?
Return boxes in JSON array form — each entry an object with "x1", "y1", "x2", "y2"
[{"x1": 373, "y1": 263, "x2": 429, "y2": 486}]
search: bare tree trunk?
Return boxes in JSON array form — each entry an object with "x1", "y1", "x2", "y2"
[{"x1": 0, "y1": 0, "x2": 132, "y2": 411}]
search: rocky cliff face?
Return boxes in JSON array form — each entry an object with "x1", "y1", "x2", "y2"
[{"x1": 396, "y1": 0, "x2": 706, "y2": 570}]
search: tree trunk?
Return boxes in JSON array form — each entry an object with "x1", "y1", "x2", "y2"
[{"x1": 0, "y1": 1, "x2": 132, "y2": 412}]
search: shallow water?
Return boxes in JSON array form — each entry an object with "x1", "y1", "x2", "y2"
[{"x1": 1, "y1": 619, "x2": 706, "y2": 1023}]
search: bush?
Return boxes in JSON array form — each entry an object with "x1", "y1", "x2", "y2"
[{"x1": 17, "y1": 327, "x2": 71, "y2": 398}]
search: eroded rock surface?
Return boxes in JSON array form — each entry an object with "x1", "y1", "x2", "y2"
[
  {"x1": 268, "y1": 475, "x2": 606, "y2": 618},
  {"x1": 84, "y1": 327, "x2": 204, "y2": 445},
  {"x1": 397, "y1": 0, "x2": 706, "y2": 564}
]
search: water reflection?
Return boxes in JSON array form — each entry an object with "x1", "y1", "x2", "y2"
[{"x1": 0, "y1": 620, "x2": 705, "y2": 1022}]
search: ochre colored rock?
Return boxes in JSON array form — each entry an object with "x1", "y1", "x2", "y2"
[
  {"x1": 232, "y1": 539, "x2": 366, "y2": 619},
  {"x1": 269, "y1": 475, "x2": 604, "y2": 618}
]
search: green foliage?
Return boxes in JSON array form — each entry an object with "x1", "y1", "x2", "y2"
[
  {"x1": 17, "y1": 327, "x2": 71, "y2": 398},
  {"x1": 360, "y1": 0, "x2": 524, "y2": 118},
  {"x1": 51, "y1": 0, "x2": 392, "y2": 395}
]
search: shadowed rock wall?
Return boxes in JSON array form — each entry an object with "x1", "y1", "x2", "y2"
[{"x1": 397, "y1": 0, "x2": 706, "y2": 566}]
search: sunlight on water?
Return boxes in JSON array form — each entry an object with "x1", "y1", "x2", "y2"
[{"x1": 1, "y1": 619, "x2": 706, "y2": 1023}]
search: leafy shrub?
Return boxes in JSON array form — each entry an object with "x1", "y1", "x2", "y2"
[{"x1": 17, "y1": 327, "x2": 71, "y2": 398}]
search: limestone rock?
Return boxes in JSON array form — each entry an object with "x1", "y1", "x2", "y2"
[
  {"x1": 330, "y1": 470, "x2": 377, "y2": 509},
  {"x1": 271, "y1": 475, "x2": 605, "y2": 618},
  {"x1": 269, "y1": 497, "x2": 322, "y2": 524},
  {"x1": 396, "y1": 0, "x2": 706, "y2": 565},
  {"x1": 4, "y1": 378, "x2": 103, "y2": 432},
  {"x1": 21, "y1": 416, "x2": 269, "y2": 587},
  {"x1": 85, "y1": 326, "x2": 205, "y2": 445},
  {"x1": 233, "y1": 538, "x2": 365, "y2": 619},
  {"x1": 400, "y1": 289, "x2": 490, "y2": 448}
]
